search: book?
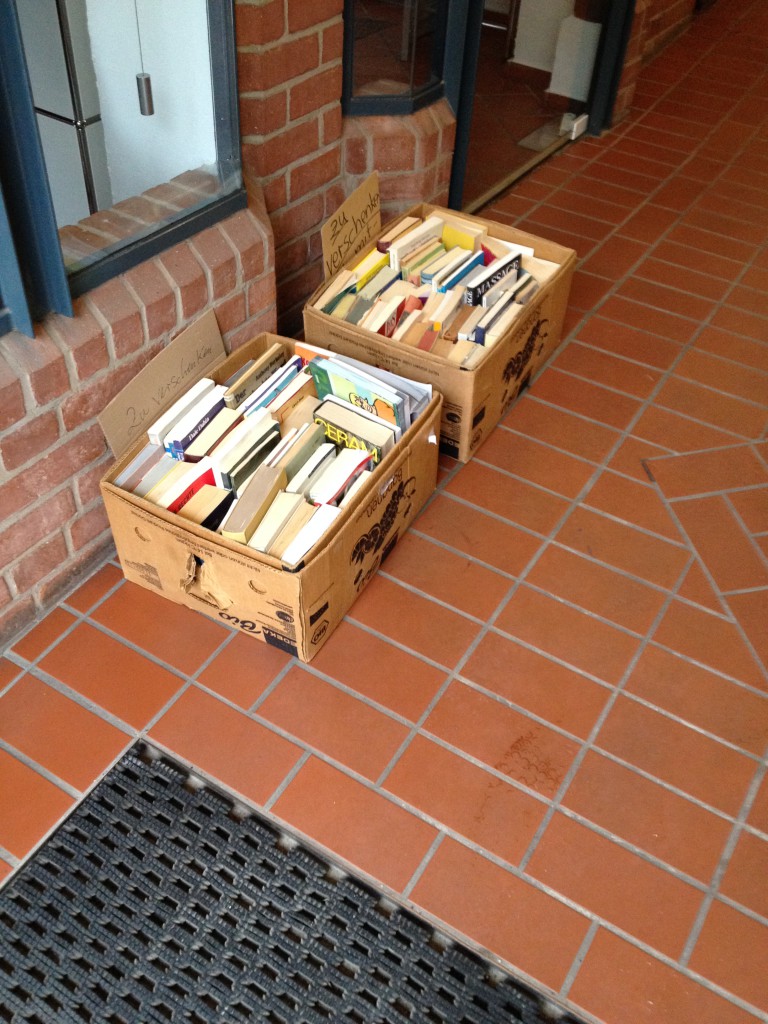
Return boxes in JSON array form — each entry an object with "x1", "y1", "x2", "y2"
[
  {"x1": 222, "y1": 343, "x2": 286, "y2": 409},
  {"x1": 132, "y1": 453, "x2": 178, "y2": 498},
  {"x1": 227, "y1": 426, "x2": 282, "y2": 493},
  {"x1": 293, "y1": 340, "x2": 333, "y2": 365},
  {"x1": 350, "y1": 247, "x2": 390, "y2": 291},
  {"x1": 247, "y1": 490, "x2": 307, "y2": 553},
  {"x1": 437, "y1": 249, "x2": 486, "y2": 292},
  {"x1": 183, "y1": 407, "x2": 242, "y2": 462},
  {"x1": 376, "y1": 215, "x2": 420, "y2": 253},
  {"x1": 145, "y1": 457, "x2": 216, "y2": 514},
  {"x1": 285, "y1": 442, "x2": 337, "y2": 496},
  {"x1": 146, "y1": 377, "x2": 216, "y2": 447},
  {"x1": 308, "y1": 447, "x2": 374, "y2": 506},
  {"x1": 209, "y1": 411, "x2": 279, "y2": 489},
  {"x1": 266, "y1": 498, "x2": 317, "y2": 557},
  {"x1": 220, "y1": 464, "x2": 287, "y2": 544},
  {"x1": 281, "y1": 394, "x2": 321, "y2": 434},
  {"x1": 440, "y1": 215, "x2": 486, "y2": 252},
  {"x1": 313, "y1": 395, "x2": 398, "y2": 465},
  {"x1": 114, "y1": 442, "x2": 165, "y2": 491},
  {"x1": 280, "y1": 503, "x2": 342, "y2": 569},
  {"x1": 474, "y1": 290, "x2": 521, "y2": 345},
  {"x1": 462, "y1": 247, "x2": 527, "y2": 305},
  {"x1": 339, "y1": 469, "x2": 371, "y2": 508},
  {"x1": 387, "y1": 214, "x2": 444, "y2": 273},
  {"x1": 307, "y1": 356, "x2": 407, "y2": 432},
  {"x1": 359, "y1": 293, "x2": 406, "y2": 338},
  {"x1": 331, "y1": 354, "x2": 432, "y2": 421},
  {"x1": 314, "y1": 269, "x2": 357, "y2": 313},
  {"x1": 177, "y1": 484, "x2": 235, "y2": 531},
  {"x1": 241, "y1": 356, "x2": 303, "y2": 416},
  {"x1": 423, "y1": 246, "x2": 472, "y2": 288},
  {"x1": 266, "y1": 421, "x2": 327, "y2": 482},
  {"x1": 480, "y1": 270, "x2": 533, "y2": 309},
  {"x1": 400, "y1": 238, "x2": 445, "y2": 283},
  {"x1": 164, "y1": 385, "x2": 227, "y2": 457},
  {"x1": 264, "y1": 369, "x2": 317, "y2": 420}
]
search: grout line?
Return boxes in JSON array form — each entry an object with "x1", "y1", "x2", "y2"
[{"x1": 401, "y1": 832, "x2": 446, "y2": 901}]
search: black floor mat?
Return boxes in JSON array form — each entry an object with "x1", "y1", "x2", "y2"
[{"x1": 0, "y1": 747, "x2": 585, "y2": 1024}]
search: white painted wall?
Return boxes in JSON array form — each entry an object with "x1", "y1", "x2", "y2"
[{"x1": 85, "y1": 0, "x2": 216, "y2": 203}]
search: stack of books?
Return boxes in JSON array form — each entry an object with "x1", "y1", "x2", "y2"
[
  {"x1": 114, "y1": 342, "x2": 431, "y2": 569},
  {"x1": 311, "y1": 212, "x2": 552, "y2": 368}
]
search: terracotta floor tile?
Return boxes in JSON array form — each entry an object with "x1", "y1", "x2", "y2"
[
  {"x1": 665, "y1": 222, "x2": 758, "y2": 264},
  {"x1": 691, "y1": 329, "x2": 768, "y2": 377},
  {"x1": 444, "y1": 458, "x2": 573, "y2": 532},
  {"x1": 0, "y1": 860, "x2": 12, "y2": 883},
  {"x1": 727, "y1": 284, "x2": 768, "y2": 318},
  {"x1": 747, "y1": 775, "x2": 768, "y2": 834},
  {"x1": 149, "y1": 685, "x2": 302, "y2": 805},
  {"x1": 674, "y1": 496, "x2": 768, "y2": 593},
  {"x1": 596, "y1": 696, "x2": 757, "y2": 816},
  {"x1": 712, "y1": 304, "x2": 768, "y2": 344},
  {"x1": 0, "y1": 658, "x2": 21, "y2": 689},
  {"x1": 9, "y1": 607, "x2": 78, "y2": 662},
  {"x1": 496, "y1": 584, "x2": 642, "y2": 686},
  {"x1": 0, "y1": 748, "x2": 74, "y2": 859},
  {"x1": 410, "y1": 838, "x2": 589, "y2": 993},
  {"x1": 383, "y1": 734, "x2": 546, "y2": 865},
  {"x1": 576, "y1": 316, "x2": 682, "y2": 371},
  {"x1": 676, "y1": 559, "x2": 727, "y2": 613},
  {"x1": 727, "y1": 589, "x2": 768, "y2": 674},
  {"x1": 197, "y1": 633, "x2": 292, "y2": 709},
  {"x1": 554, "y1": 505, "x2": 689, "y2": 590},
  {"x1": 720, "y1": 831, "x2": 768, "y2": 919},
  {"x1": 653, "y1": 600, "x2": 767, "y2": 690},
  {"x1": 563, "y1": 750, "x2": 732, "y2": 882},
  {"x1": 553, "y1": 343, "x2": 662, "y2": 400},
  {"x1": 461, "y1": 631, "x2": 610, "y2": 740},
  {"x1": 258, "y1": 666, "x2": 409, "y2": 780},
  {"x1": 424, "y1": 680, "x2": 581, "y2": 798},
  {"x1": 689, "y1": 900, "x2": 768, "y2": 1012},
  {"x1": 381, "y1": 532, "x2": 512, "y2": 620},
  {"x1": 502, "y1": 396, "x2": 620, "y2": 463},
  {"x1": 527, "y1": 367, "x2": 643, "y2": 432},
  {"x1": 65, "y1": 563, "x2": 123, "y2": 614},
  {"x1": 584, "y1": 469, "x2": 681, "y2": 540},
  {"x1": 272, "y1": 757, "x2": 437, "y2": 892},
  {"x1": 91, "y1": 582, "x2": 229, "y2": 676},
  {"x1": 618, "y1": 203, "x2": 680, "y2": 243},
  {"x1": 656, "y1": 376, "x2": 767, "y2": 439},
  {"x1": 597, "y1": 295, "x2": 700, "y2": 344},
  {"x1": 729, "y1": 486, "x2": 768, "y2": 535},
  {"x1": 647, "y1": 443, "x2": 768, "y2": 500},
  {"x1": 0, "y1": 675, "x2": 128, "y2": 790},
  {"x1": 607, "y1": 435, "x2": 674, "y2": 482},
  {"x1": 569, "y1": 929, "x2": 758, "y2": 1024},
  {"x1": 527, "y1": 544, "x2": 667, "y2": 636},
  {"x1": 682, "y1": 207, "x2": 767, "y2": 247},
  {"x1": 567, "y1": 271, "x2": 614, "y2": 312},
  {"x1": 674, "y1": 349, "x2": 768, "y2": 407},
  {"x1": 411, "y1": 493, "x2": 544, "y2": 581},
  {"x1": 618, "y1": 277, "x2": 716, "y2": 323},
  {"x1": 633, "y1": 405, "x2": 741, "y2": 454},
  {"x1": 628, "y1": 644, "x2": 768, "y2": 755},
  {"x1": 578, "y1": 234, "x2": 647, "y2": 279},
  {"x1": 635, "y1": 255, "x2": 732, "y2": 301},
  {"x1": 652, "y1": 239, "x2": 745, "y2": 280},
  {"x1": 39, "y1": 622, "x2": 183, "y2": 728},
  {"x1": 476, "y1": 430, "x2": 597, "y2": 500},
  {"x1": 526, "y1": 812, "x2": 703, "y2": 957},
  {"x1": 348, "y1": 575, "x2": 481, "y2": 668}
]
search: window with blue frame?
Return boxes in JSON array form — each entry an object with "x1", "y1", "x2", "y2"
[
  {"x1": 342, "y1": 0, "x2": 449, "y2": 116},
  {"x1": 0, "y1": 0, "x2": 245, "y2": 339}
]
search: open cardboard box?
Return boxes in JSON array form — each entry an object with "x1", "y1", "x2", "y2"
[
  {"x1": 98, "y1": 312, "x2": 441, "y2": 662},
  {"x1": 304, "y1": 204, "x2": 576, "y2": 462}
]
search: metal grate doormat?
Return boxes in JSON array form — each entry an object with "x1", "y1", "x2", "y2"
[{"x1": 0, "y1": 747, "x2": 586, "y2": 1024}]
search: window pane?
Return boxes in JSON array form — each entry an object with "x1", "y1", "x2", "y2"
[
  {"x1": 351, "y1": 0, "x2": 442, "y2": 100},
  {"x1": 16, "y1": 0, "x2": 242, "y2": 278}
]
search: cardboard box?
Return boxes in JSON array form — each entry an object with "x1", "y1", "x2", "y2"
[
  {"x1": 303, "y1": 204, "x2": 576, "y2": 462},
  {"x1": 99, "y1": 313, "x2": 441, "y2": 662}
]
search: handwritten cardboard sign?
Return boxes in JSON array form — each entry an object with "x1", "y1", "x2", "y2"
[
  {"x1": 99, "y1": 309, "x2": 227, "y2": 458},
  {"x1": 321, "y1": 172, "x2": 381, "y2": 280}
]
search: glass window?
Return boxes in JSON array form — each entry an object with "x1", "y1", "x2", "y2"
[
  {"x1": 343, "y1": 0, "x2": 448, "y2": 115},
  {"x1": 11, "y1": 0, "x2": 245, "y2": 303}
]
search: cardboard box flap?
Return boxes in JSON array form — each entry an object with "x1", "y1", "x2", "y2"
[{"x1": 99, "y1": 310, "x2": 227, "y2": 458}]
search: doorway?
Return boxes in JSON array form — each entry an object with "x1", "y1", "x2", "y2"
[{"x1": 449, "y1": 0, "x2": 632, "y2": 212}]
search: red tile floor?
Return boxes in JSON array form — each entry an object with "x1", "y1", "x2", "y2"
[{"x1": 2, "y1": 1, "x2": 768, "y2": 1021}]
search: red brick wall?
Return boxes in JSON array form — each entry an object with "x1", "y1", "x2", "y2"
[
  {"x1": 642, "y1": 0, "x2": 696, "y2": 58},
  {"x1": 0, "y1": 195, "x2": 275, "y2": 645}
]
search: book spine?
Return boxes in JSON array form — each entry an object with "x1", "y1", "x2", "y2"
[
  {"x1": 165, "y1": 467, "x2": 216, "y2": 514},
  {"x1": 464, "y1": 254, "x2": 521, "y2": 306},
  {"x1": 314, "y1": 414, "x2": 384, "y2": 465},
  {"x1": 168, "y1": 397, "x2": 226, "y2": 457}
]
